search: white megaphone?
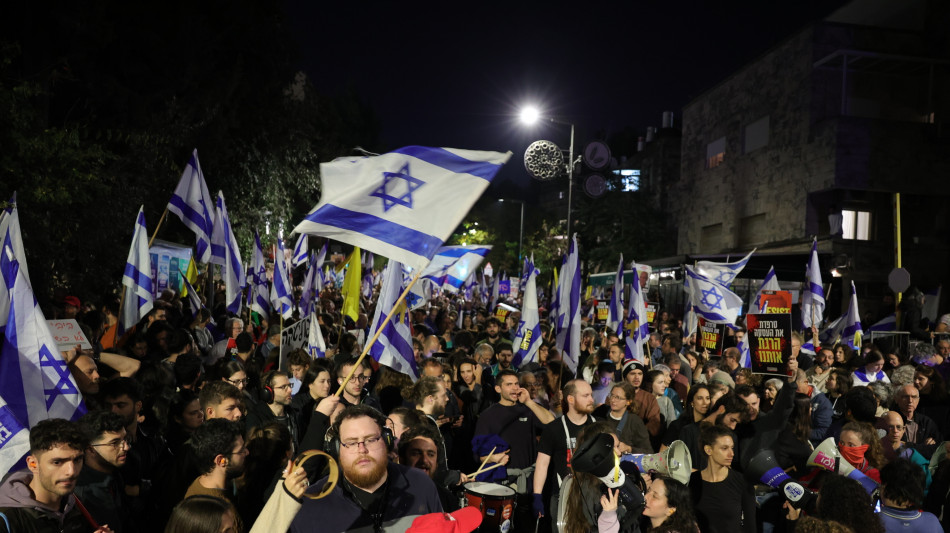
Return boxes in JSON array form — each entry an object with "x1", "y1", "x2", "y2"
[
  {"x1": 807, "y1": 437, "x2": 879, "y2": 495},
  {"x1": 622, "y1": 440, "x2": 692, "y2": 485}
]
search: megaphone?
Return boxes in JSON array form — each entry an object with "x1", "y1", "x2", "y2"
[
  {"x1": 573, "y1": 433, "x2": 626, "y2": 488},
  {"x1": 807, "y1": 437, "x2": 879, "y2": 495},
  {"x1": 622, "y1": 440, "x2": 692, "y2": 485},
  {"x1": 747, "y1": 449, "x2": 816, "y2": 510}
]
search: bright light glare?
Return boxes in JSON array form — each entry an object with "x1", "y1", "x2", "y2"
[{"x1": 520, "y1": 106, "x2": 540, "y2": 125}]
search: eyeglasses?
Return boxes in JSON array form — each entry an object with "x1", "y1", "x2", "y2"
[
  {"x1": 228, "y1": 378, "x2": 248, "y2": 386},
  {"x1": 886, "y1": 425, "x2": 905, "y2": 431},
  {"x1": 340, "y1": 435, "x2": 384, "y2": 451},
  {"x1": 91, "y1": 438, "x2": 130, "y2": 451},
  {"x1": 273, "y1": 384, "x2": 293, "y2": 391},
  {"x1": 608, "y1": 394, "x2": 628, "y2": 401},
  {"x1": 353, "y1": 375, "x2": 370, "y2": 383}
]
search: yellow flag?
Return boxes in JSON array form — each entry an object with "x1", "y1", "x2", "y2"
[
  {"x1": 585, "y1": 284, "x2": 593, "y2": 300},
  {"x1": 341, "y1": 247, "x2": 361, "y2": 323},
  {"x1": 552, "y1": 265, "x2": 559, "y2": 291},
  {"x1": 180, "y1": 258, "x2": 199, "y2": 298}
]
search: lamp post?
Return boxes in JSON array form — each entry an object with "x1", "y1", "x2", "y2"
[
  {"x1": 520, "y1": 106, "x2": 576, "y2": 239},
  {"x1": 498, "y1": 198, "x2": 525, "y2": 274}
]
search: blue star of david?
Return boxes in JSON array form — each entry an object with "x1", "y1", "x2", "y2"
[
  {"x1": 39, "y1": 345, "x2": 79, "y2": 409},
  {"x1": 716, "y1": 271, "x2": 732, "y2": 285},
  {"x1": 701, "y1": 286, "x2": 724, "y2": 310},
  {"x1": 369, "y1": 163, "x2": 425, "y2": 212}
]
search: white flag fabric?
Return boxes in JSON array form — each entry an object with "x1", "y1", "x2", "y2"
[
  {"x1": 121, "y1": 207, "x2": 155, "y2": 332},
  {"x1": 167, "y1": 149, "x2": 215, "y2": 263},
  {"x1": 368, "y1": 262, "x2": 419, "y2": 380},
  {"x1": 272, "y1": 240, "x2": 293, "y2": 319},
  {"x1": 623, "y1": 261, "x2": 650, "y2": 364},
  {"x1": 248, "y1": 231, "x2": 270, "y2": 318},
  {"x1": 753, "y1": 266, "x2": 780, "y2": 313},
  {"x1": 212, "y1": 192, "x2": 245, "y2": 314},
  {"x1": 839, "y1": 282, "x2": 863, "y2": 349},
  {"x1": 1, "y1": 250, "x2": 86, "y2": 435},
  {"x1": 0, "y1": 392, "x2": 30, "y2": 476},
  {"x1": 299, "y1": 255, "x2": 323, "y2": 319},
  {"x1": 293, "y1": 146, "x2": 511, "y2": 271},
  {"x1": 606, "y1": 254, "x2": 624, "y2": 333},
  {"x1": 0, "y1": 194, "x2": 31, "y2": 329},
  {"x1": 512, "y1": 261, "x2": 541, "y2": 368},
  {"x1": 685, "y1": 265, "x2": 743, "y2": 327},
  {"x1": 308, "y1": 313, "x2": 327, "y2": 358},
  {"x1": 556, "y1": 234, "x2": 582, "y2": 373},
  {"x1": 695, "y1": 249, "x2": 755, "y2": 288},
  {"x1": 802, "y1": 239, "x2": 825, "y2": 328},
  {"x1": 420, "y1": 245, "x2": 492, "y2": 292},
  {"x1": 292, "y1": 235, "x2": 309, "y2": 267}
]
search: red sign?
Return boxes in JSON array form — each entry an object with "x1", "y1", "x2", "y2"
[
  {"x1": 758, "y1": 290, "x2": 792, "y2": 314},
  {"x1": 746, "y1": 313, "x2": 793, "y2": 376}
]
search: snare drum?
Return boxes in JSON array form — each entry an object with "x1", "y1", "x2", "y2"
[{"x1": 463, "y1": 482, "x2": 516, "y2": 533}]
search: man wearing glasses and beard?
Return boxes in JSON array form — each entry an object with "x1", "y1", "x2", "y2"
[{"x1": 291, "y1": 405, "x2": 442, "y2": 532}]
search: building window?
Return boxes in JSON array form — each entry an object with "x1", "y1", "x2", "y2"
[
  {"x1": 743, "y1": 116, "x2": 769, "y2": 154},
  {"x1": 706, "y1": 137, "x2": 725, "y2": 168},
  {"x1": 738, "y1": 213, "x2": 767, "y2": 247},
  {"x1": 700, "y1": 223, "x2": 723, "y2": 253},
  {"x1": 841, "y1": 210, "x2": 870, "y2": 240}
]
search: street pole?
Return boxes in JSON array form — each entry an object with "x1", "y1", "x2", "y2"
[
  {"x1": 566, "y1": 123, "x2": 575, "y2": 239},
  {"x1": 518, "y1": 201, "x2": 524, "y2": 268}
]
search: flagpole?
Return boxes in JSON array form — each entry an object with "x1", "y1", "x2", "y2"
[
  {"x1": 148, "y1": 208, "x2": 169, "y2": 248},
  {"x1": 335, "y1": 269, "x2": 424, "y2": 397}
]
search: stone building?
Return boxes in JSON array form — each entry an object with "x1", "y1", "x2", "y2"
[{"x1": 646, "y1": 0, "x2": 950, "y2": 320}]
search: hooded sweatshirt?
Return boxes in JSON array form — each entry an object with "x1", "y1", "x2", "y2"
[{"x1": 0, "y1": 470, "x2": 93, "y2": 533}]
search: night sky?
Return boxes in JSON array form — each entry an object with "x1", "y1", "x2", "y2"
[{"x1": 284, "y1": 0, "x2": 850, "y2": 198}]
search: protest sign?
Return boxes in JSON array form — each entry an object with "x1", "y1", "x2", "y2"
[
  {"x1": 596, "y1": 301, "x2": 609, "y2": 323},
  {"x1": 746, "y1": 313, "x2": 793, "y2": 376},
  {"x1": 494, "y1": 302, "x2": 518, "y2": 322},
  {"x1": 759, "y1": 290, "x2": 792, "y2": 314},
  {"x1": 46, "y1": 319, "x2": 93, "y2": 351},
  {"x1": 149, "y1": 240, "x2": 193, "y2": 298},
  {"x1": 697, "y1": 317, "x2": 725, "y2": 355},
  {"x1": 280, "y1": 316, "x2": 310, "y2": 369},
  {"x1": 646, "y1": 302, "x2": 659, "y2": 324},
  {"x1": 498, "y1": 279, "x2": 511, "y2": 298}
]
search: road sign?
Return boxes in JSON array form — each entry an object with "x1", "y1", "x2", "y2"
[{"x1": 888, "y1": 267, "x2": 910, "y2": 293}]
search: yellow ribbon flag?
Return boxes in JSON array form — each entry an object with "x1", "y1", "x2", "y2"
[
  {"x1": 341, "y1": 247, "x2": 361, "y2": 324},
  {"x1": 180, "y1": 258, "x2": 199, "y2": 298}
]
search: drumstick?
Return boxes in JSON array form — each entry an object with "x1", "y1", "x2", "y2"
[
  {"x1": 467, "y1": 462, "x2": 505, "y2": 478},
  {"x1": 475, "y1": 446, "x2": 497, "y2": 476}
]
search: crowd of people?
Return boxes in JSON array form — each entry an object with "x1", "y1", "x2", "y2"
[{"x1": 1, "y1": 276, "x2": 949, "y2": 533}]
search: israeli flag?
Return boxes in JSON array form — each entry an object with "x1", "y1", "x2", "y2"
[
  {"x1": 369, "y1": 261, "x2": 420, "y2": 381},
  {"x1": 867, "y1": 313, "x2": 897, "y2": 334},
  {"x1": 839, "y1": 282, "x2": 863, "y2": 349},
  {"x1": 1, "y1": 247, "x2": 86, "y2": 433},
  {"x1": 556, "y1": 234, "x2": 582, "y2": 373},
  {"x1": 512, "y1": 261, "x2": 541, "y2": 368},
  {"x1": 0, "y1": 194, "x2": 31, "y2": 328},
  {"x1": 490, "y1": 271, "x2": 501, "y2": 310},
  {"x1": 293, "y1": 147, "x2": 510, "y2": 272},
  {"x1": 314, "y1": 241, "x2": 327, "y2": 273},
  {"x1": 298, "y1": 255, "x2": 323, "y2": 319},
  {"x1": 922, "y1": 286, "x2": 941, "y2": 326},
  {"x1": 737, "y1": 337, "x2": 752, "y2": 368},
  {"x1": 623, "y1": 261, "x2": 651, "y2": 364},
  {"x1": 607, "y1": 254, "x2": 624, "y2": 333},
  {"x1": 695, "y1": 249, "x2": 755, "y2": 288},
  {"x1": 802, "y1": 239, "x2": 825, "y2": 328},
  {"x1": 292, "y1": 235, "x2": 309, "y2": 268},
  {"x1": 167, "y1": 149, "x2": 215, "y2": 263},
  {"x1": 0, "y1": 393, "x2": 30, "y2": 476},
  {"x1": 212, "y1": 192, "x2": 245, "y2": 314},
  {"x1": 308, "y1": 312, "x2": 327, "y2": 358},
  {"x1": 420, "y1": 245, "x2": 492, "y2": 292},
  {"x1": 121, "y1": 207, "x2": 154, "y2": 333},
  {"x1": 685, "y1": 265, "x2": 743, "y2": 327},
  {"x1": 248, "y1": 231, "x2": 270, "y2": 318},
  {"x1": 272, "y1": 239, "x2": 293, "y2": 319},
  {"x1": 753, "y1": 266, "x2": 780, "y2": 313}
]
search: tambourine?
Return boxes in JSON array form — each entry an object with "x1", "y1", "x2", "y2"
[{"x1": 293, "y1": 450, "x2": 338, "y2": 500}]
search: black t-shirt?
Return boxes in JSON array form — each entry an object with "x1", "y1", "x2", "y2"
[
  {"x1": 537, "y1": 414, "x2": 595, "y2": 484},
  {"x1": 473, "y1": 403, "x2": 547, "y2": 469},
  {"x1": 689, "y1": 469, "x2": 756, "y2": 533}
]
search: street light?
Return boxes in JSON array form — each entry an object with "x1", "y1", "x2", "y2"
[
  {"x1": 498, "y1": 198, "x2": 525, "y2": 275},
  {"x1": 519, "y1": 106, "x2": 576, "y2": 238}
]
